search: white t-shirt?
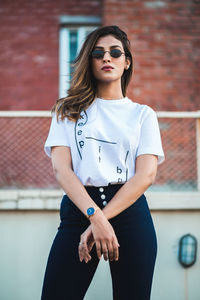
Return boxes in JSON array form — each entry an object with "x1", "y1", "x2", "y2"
[{"x1": 44, "y1": 96, "x2": 165, "y2": 189}]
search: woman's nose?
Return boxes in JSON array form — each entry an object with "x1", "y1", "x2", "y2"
[{"x1": 103, "y1": 51, "x2": 111, "y2": 61}]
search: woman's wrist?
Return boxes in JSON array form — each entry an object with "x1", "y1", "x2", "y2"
[
  {"x1": 89, "y1": 208, "x2": 105, "y2": 223},
  {"x1": 87, "y1": 207, "x2": 100, "y2": 219},
  {"x1": 101, "y1": 207, "x2": 110, "y2": 220}
]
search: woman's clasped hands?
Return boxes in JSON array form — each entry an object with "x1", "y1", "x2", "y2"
[{"x1": 78, "y1": 209, "x2": 120, "y2": 263}]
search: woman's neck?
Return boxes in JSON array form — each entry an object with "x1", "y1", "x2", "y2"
[{"x1": 96, "y1": 81, "x2": 124, "y2": 100}]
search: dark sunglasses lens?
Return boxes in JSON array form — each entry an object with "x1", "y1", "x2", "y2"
[
  {"x1": 91, "y1": 49, "x2": 123, "y2": 58},
  {"x1": 91, "y1": 50, "x2": 104, "y2": 59},
  {"x1": 110, "y1": 49, "x2": 122, "y2": 58}
]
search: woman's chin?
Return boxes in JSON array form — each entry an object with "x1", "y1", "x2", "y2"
[{"x1": 97, "y1": 76, "x2": 120, "y2": 84}]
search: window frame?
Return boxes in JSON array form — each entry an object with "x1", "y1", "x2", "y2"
[{"x1": 59, "y1": 16, "x2": 101, "y2": 98}]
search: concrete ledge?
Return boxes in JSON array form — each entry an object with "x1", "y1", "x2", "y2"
[
  {"x1": 0, "y1": 189, "x2": 63, "y2": 210},
  {"x1": 0, "y1": 190, "x2": 200, "y2": 211},
  {"x1": 147, "y1": 192, "x2": 200, "y2": 210}
]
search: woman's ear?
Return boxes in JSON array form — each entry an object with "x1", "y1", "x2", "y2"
[{"x1": 125, "y1": 57, "x2": 131, "y2": 70}]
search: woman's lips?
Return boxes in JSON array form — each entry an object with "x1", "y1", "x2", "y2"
[{"x1": 102, "y1": 67, "x2": 113, "y2": 71}]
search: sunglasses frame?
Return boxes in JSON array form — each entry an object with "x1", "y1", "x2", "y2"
[{"x1": 90, "y1": 49, "x2": 125, "y2": 59}]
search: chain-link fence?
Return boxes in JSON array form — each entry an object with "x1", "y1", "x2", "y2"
[
  {"x1": 151, "y1": 113, "x2": 199, "y2": 191},
  {"x1": 0, "y1": 111, "x2": 199, "y2": 191}
]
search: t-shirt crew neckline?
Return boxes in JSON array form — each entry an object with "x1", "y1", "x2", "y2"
[{"x1": 96, "y1": 96, "x2": 129, "y2": 104}]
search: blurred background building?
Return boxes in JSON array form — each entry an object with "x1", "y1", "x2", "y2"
[{"x1": 0, "y1": 0, "x2": 199, "y2": 299}]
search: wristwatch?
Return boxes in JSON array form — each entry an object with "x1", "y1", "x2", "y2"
[{"x1": 86, "y1": 207, "x2": 100, "y2": 219}]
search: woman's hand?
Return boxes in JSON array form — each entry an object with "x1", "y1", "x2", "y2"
[
  {"x1": 90, "y1": 210, "x2": 120, "y2": 262},
  {"x1": 78, "y1": 225, "x2": 95, "y2": 263}
]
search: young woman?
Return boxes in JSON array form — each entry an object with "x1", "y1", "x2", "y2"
[{"x1": 41, "y1": 25, "x2": 165, "y2": 300}]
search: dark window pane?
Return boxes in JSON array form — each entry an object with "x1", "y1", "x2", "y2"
[{"x1": 69, "y1": 30, "x2": 78, "y2": 80}]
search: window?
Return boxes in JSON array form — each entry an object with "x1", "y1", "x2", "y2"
[{"x1": 59, "y1": 16, "x2": 101, "y2": 98}]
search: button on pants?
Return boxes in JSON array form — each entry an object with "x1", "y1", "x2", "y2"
[{"x1": 41, "y1": 184, "x2": 157, "y2": 300}]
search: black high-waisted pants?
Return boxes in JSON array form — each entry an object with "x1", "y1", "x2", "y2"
[{"x1": 41, "y1": 184, "x2": 157, "y2": 300}]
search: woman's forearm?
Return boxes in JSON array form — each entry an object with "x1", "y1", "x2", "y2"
[
  {"x1": 54, "y1": 151, "x2": 157, "y2": 222},
  {"x1": 54, "y1": 167, "x2": 100, "y2": 217},
  {"x1": 52, "y1": 148, "x2": 120, "y2": 262},
  {"x1": 102, "y1": 173, "x2": 153, "y2": 220},
  {"x1": 55, "y1": 167, "x2": 153, "y2": 221}
]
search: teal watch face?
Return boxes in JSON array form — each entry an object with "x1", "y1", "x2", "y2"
[{"x1": 87, "y1": 207, "x2": 95, "y2": 216}]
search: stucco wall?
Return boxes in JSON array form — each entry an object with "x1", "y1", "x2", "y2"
[{"x1": 0, "y1": 198, "x2": 199, "y2": 300}]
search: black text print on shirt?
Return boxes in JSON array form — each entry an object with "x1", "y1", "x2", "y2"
[
  {"x1": 74, "y1": 110, "x2": 88, "y2": 160},
  {"x1": 75, "y1": 111, "x2": 129, "y2": 183}
]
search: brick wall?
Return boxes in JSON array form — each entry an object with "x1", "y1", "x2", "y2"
[
  {"x1": 0, "y1": 0, "x2": 199, "y2": 189},
  {"x1": 0, "y1": 0, "x2": 102, "y2": 110},
  {"x1": 104, "y1": 0, "x2": 200, "y2": 111},
  {"x1": 0, "y1": 0, "x2": 199, "y2": 111}
]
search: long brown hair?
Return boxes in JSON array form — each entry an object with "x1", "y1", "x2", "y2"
[{"x1": 52, "y1": 25, "x2": 133, "y2": 122}]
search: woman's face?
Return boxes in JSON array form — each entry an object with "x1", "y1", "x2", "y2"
[{"x1": 91, "y1": 35, "x2": 130, "y2": 83}]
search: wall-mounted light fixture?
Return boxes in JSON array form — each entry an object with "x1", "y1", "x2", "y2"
[{"x1": 178, "y1": 233, "x2": 197, "y2": 268}]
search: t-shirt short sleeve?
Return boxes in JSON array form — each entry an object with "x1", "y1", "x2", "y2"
[
  {"x1": 136, "y1": 107, "x2": 165, "y2": 165},
  {"x1": 44, "y1": 112, "x2": 70, "y2": 157}
]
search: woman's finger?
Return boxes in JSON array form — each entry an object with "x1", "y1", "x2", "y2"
[
  {"x1": 87, "y1": 239, "x2": 95, "y2": 253},
  {"x1": 95, "y1": 241, "x2": 102, "y2": 260},
  {"x1": 112, "y1": 241, "x2": 119, "y2": 261},
  {"x1": 78, "y1": 241, "x2": 89, "y2": 262},
  {"x1": 79, "y1": 248, "x2": 91, "y2": 263},
  {"x1": 78, "y1": 226, "x2": 94, "y2": 262},
  {"x1": 78, "y1": 243, "x2": 84, "y2": 262},
  {"x1": 83, "y1": 252, "x2": 91, "y2": 263},
  {"x1": 107, "y1": 241, "x2": 114, "y2": 261},
  {"x1": 101, "y1": 242, "x2": 109, "y2": 261}
]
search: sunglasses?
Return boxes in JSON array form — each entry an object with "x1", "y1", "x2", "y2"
[{"x1": 91, "y1": 49, "x2": 125, "y2": 59}]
